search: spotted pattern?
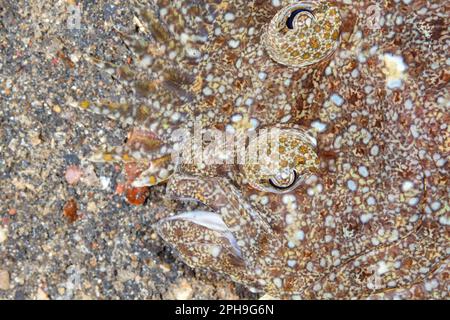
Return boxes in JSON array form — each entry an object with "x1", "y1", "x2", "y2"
[
  {"x1": 263, "y1": 1, "x2": 342, "y2": 67},
  {"x1": 241, "y1": 127, "x2": 319, "y2": 193}
]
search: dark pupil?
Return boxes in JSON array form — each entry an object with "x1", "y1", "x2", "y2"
[
  {"x1": 286, "y1": 9, "x2": 313, "y2": 29},
  {"x1": 269, "y1": 170, "x2": 298, "y2": 190}
]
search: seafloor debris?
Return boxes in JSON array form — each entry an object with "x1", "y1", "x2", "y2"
[
  {"x1": 64, "y1": 165, "x2": 83, "y2": 185},
  {"x1": 63, "y1": 198, "x2": 80, "y2": 223},
  {"x1": 125, "y1": 186, "x2": 150, "y2": 206},
  {"x1": 0, "y1": 270, "x2": 10, "y2": 291}
]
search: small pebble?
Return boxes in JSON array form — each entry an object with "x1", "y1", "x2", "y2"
[
  {"x1": 172, "y1": 279, "x2": 193, "y2": 300},
  {"x1": 125, "y1": 186, "x2": 149, "y2": 206},
  {"x1": 36, "y1": 288, "x2": 50, "y2": 300},
  {"x1": 63, "y1": 199, "x2": 79, "y2": 223},
  {"x1": 0, "y1": 270, "x2": 10, "y2": 290},
  {"x1": 0, "y1": 226, "x2": 7, "y2": 243},
  {"x1": 53, "y1": 105, "x2": 62, "y2": 113},
  {"x1": 65, "y1": 165, "x2": 83, "y2": 185}
]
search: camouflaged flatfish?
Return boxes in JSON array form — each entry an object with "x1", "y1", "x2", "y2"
[{"x1": 75, "y1": 0, "x2": 449, "y2": 299}]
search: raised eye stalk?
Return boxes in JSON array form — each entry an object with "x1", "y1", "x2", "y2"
[
  {"x1": 263, "y1": 1, "x2": 342, "y2": 68},
  {"x1": 242, "y1": 128, "x2": 319, "y2": 194}
]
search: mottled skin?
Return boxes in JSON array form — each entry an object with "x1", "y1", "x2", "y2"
[{"x1": 77, "y1": 0, "x2": 449, "y2": 299}]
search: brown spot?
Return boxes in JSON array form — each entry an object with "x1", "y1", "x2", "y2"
[
  {"x1": 125, "y1": 186, "x2": 149, "y2": 206},
  {"x1": 227, "y1": 252, "x2": 245, "y2": 268},
  {"x1": 63, "y1": 199, "x2": 79, "y2": 223},
  {"x1": 56, "y1": 51, "x2": 75, "y2": 69},
  {"x1": 441, "y1": 69, "x2": 450, "y2": 83},
  {"x1": 331, "y1": 30, "x2": 340, "y2": 41},
  {"x1": 271, "y1": 222, "x2": 285, "y2": 235},
  {"x1": 295, "y1": 156, "x2": 306, "y2": 165},
  {"x1": 214, "y1": 123, "x2": 226, "y2": 132},
  {"x1": 204, "y1": 95, "x2": 216, "y2": 108},
  {"x1": 299, "y1": 145, "x2": 309, "y2": 153},
  {"x1": 366, "y1": 56, "x2": 378, "y2": 68},
  {"x1": 342, "y1": 59, "x2": 357, "y2": 73},
  {"x1": 173, "y1": 227, "x2": 184, "y2": 238},
  {"x1": 388, "y1": 245, "x2": 401, "y2": 256},
  {"x1": 221, "y1": 103, "x2": 233, "y2": 115},
  {"x1": 403, "y1": 257, "x2": 413, "y2": 269},
  {"x1": 233, "y1": 78, "x2": 247, "y2": 91},
  {"x1": 431, "y1": 19, "x2": 445, "y2": 40},
  {"x1": 343, "y1": 220, "x2": 359, "y2": 234},
  {"x1": 258, "y1": 233, "x2": 271, "y2": 253},
  {"x1": 224, "y1": 51, "x2": 238, "y2": 65},
  {"x1": 253, "y1": 103, "x2": 266, "y2": 113},
  {"x1": 283, "y1": 275, "x2": 296, "y2": 292},
  {"x1": 302, "y1": 52, "x2": 311, "y2": 60},
  {"x1": 359, "y1": 116, "x2": 369, "y2": 128},
  {"x1": 302, "y1": 249, "x2": 313, "y2": 259},
  {"x1": 392, "y1": 90, "x2": 403, "y2": 104},
  {"x1": 318, "y1": 149, "x2": 338, "y2": 160},
  {"x1": 353, "y1": 145, "x2": 367, "y2": 157}
]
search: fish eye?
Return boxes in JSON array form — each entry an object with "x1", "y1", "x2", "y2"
[
  {"x1": 242, "y1": 128, "x2": 319, "y2": 194},
  {"x1": 269, "y1": 169, "x2": 298, "y2": 191},
  {"x1": 263, "y1": 1, "x2": 342, "y2": 67}
]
